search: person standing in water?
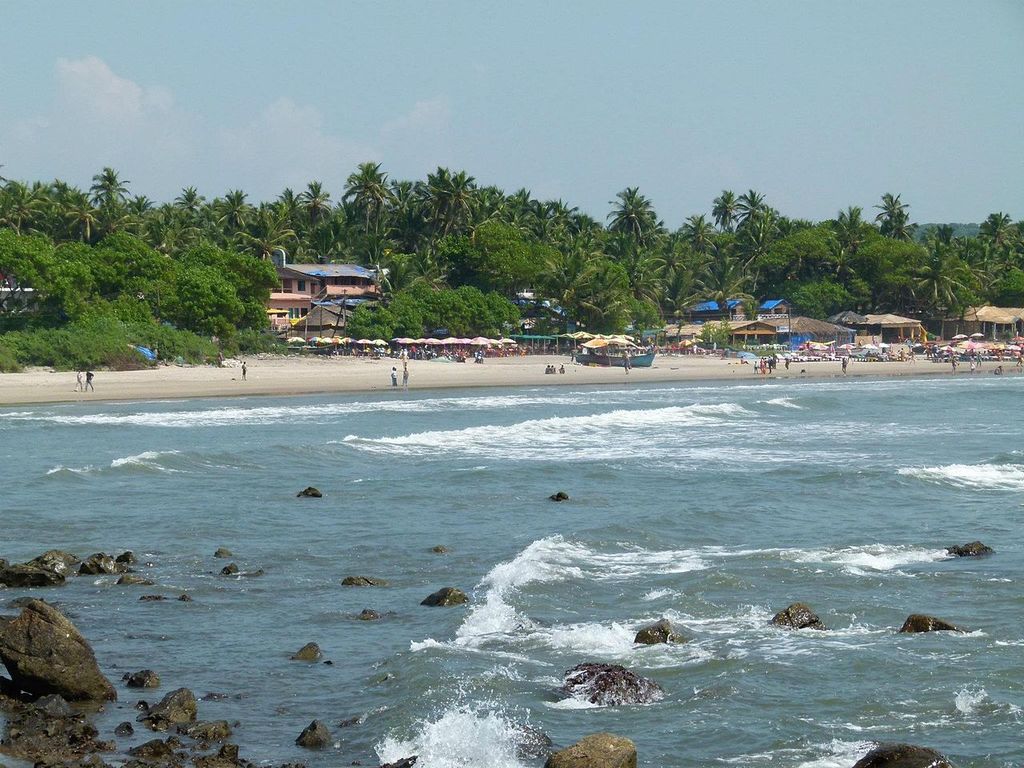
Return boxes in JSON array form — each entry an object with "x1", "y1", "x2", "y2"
[
  {"x1": 842, "y1": 356, "x2": 848, "y2": 375},
  {"x1": 390, "y1": 366, "x2": 398, "y2": 387}
]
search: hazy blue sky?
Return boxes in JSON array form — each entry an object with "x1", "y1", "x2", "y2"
[{"x1": 2, "y1": 1, "x2": 1022, "y2": 225}]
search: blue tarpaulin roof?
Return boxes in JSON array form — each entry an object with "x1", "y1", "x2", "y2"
[
  {"x1": 133, "y1": 345, "x2": 157, "y2": 361},
  {"x1": 692, "y1": 299, "x2": 741, "y2": 312},
  {"x1": 759, "y1": 299, "x2": 787, "y2": 310}
]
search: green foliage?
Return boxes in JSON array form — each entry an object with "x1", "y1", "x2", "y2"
[
  {"x1": 789, "y1": 280, "x2": 854, "y2": 319},
  {"x1": 699, "y1": 321, "x2": 732, "y2": 346},
  {"x1": 437, "y1": 221, "x2": 548, "y2": 295},
  {"x1": 0, "y1": 339, "x2": 21, "y2": 372}
]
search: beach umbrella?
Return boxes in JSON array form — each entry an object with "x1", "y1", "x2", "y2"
[
  {"x1": 970, "y1": 332, "x2": 985, "y2": 339},
  {"x1": 951, "y1": 334, "x2": 968, "y2": 340},
  {"x1": 287, "y1": 337, "x2": 306, "y2": 345},
  {"x1": 1007, "y1": 344, "x2": 1021, "y2": 352},
  {"x1": 469, "y1": 336, "x2": 491, "y2": 345},
  {"x1": 371, "y1": 339, "x2": 388, "y2": 346},
  {"x1": 499, "y1": 337, "x2": 517, "y2": 345},
  {"x1": 440, "y1": 337, "x2": 459, "y2": 344},
  {"x1": 356, "y1": 338, "x2": 372, "y2": 345},
  {"x1": 328, "y1": 337, "x2": 343, "y2": 345},
  {"x1": 425, "y1": 338, "x2": 443, "y2": 346}
]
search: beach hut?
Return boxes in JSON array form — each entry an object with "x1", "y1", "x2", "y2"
[{"x1": 727, "y1": 320, "x2": 779, "y2": 344}]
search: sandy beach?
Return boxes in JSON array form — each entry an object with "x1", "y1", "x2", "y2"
[{"x1": 0, "y1": 353, "x2": 973, "y2": 406}]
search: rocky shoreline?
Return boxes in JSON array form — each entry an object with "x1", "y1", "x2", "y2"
[{"x1": 0, "y1": 535, "x2": 993, "y2": 767}]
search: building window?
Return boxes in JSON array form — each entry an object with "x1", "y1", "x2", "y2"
[
  {"x1": 282, "y1": 279, "x2": 292, "y2": 292},
  {"x1": 297, "y1": 280, "x2": 306, "y2": 292}
]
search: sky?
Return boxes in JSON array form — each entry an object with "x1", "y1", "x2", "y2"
[{"x1": 1, "y1": 1, "x2": 1022, "y2": 226}]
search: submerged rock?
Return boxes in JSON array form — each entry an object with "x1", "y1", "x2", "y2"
[
  {"x1": 771, "y1": 602, "x2": 826, "y2": 630},
  {"x1": 0, "y1": 564, "x2": 65, "y2": 588},
  {"x1": 1, "y1": 697, "x2": 113, "y2": 762},
  {"x1": 123, "y1": 670, "x2": 160, "y2": 689},
  {"x1": 420, "y1": 587, "x2": 469, "y2": 606},
  {"x1": 290, "y1": 642, "x2": 322, "y2": 661},
  {"x1": 0, "y1": 599, "x2": 116, "y2": 701},
  {"x1": 28, "y1": 550, "x2": 81, "y2": 575},
  {"x1": 946, "y1": 541, "x2": 994, "y2": 557},
  {"x1": 296, "y1": 487, "x2": 322, "y2": 498},
  {"x1": 898, "y1": 614, "x2": 965, "y2": 633},
  {"x1": 117, "y1": 573, "x2": 154, "y2": 586},
  {"x1": 295, "y1": 719, "x2": 331, "y2": 748},
  {"x1": 140, "y1": 688, "x2": 197, "y2": 731},
  {"x1": 341, "y1": 576, "x2": 388, "y2": 587},
  {"x1": 430, "y1": 545, "x2": 449, "y2": 554},
  {"x1": 633, "y1": 618, "x2": 687, "y2": 645},
  {"x1": 851, "y1": 743, "x2": 954, "y2": 767},
  {"x1": 115, "y1": 551, "x2": 136, "y2": 566},
  {"x1": 179, "y1": 719, "x2": 232, "y2": 742},
  {"x1": 219, "y1": 563, "x2": 239, "y2": 576},
  {"x1": 357, "y1": 609, "x2": 381, "y2": 621},
  {"x1": 549, "y1": 491, "x2": 570, "y2": 502},
  {"x1": 545, "y1": 732, "x2": 637, "y2": 768},
  {"x1": 381, "y1": 758, "x2": 418, "y2": 768},
  {"x1": 115, "y1": 721, "x2": 134, "y2": 737},
  {"x1": 213, "y1": 547, "x2": 233, "y2": 559},
  {"x1": 78, "y1": 553, "x2": 121, "y2": 576},
  {"x1": 514, "y1": 725, "x2": 554, "y2": 760},
  {"x1": 139, "y1": 594, "x2": 167, "y2": 602},
  {"x1": 561, "y1": 663, "x2": 663, "y2": 706}
]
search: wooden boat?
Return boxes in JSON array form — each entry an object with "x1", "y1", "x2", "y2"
[{"x1": 578, "y1": 350, "x2": 656, "y2": 368}]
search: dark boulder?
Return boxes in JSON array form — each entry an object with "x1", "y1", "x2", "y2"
[
  {"x1": 139, "y1": 594, "x2": 167, "y2": 602},
  {"x1": 140, "y1": 688, "x2": 197, "y2": 731},
  {"x1": 771, "y1": 602, "x2": 826, "y2": 630},
  {"x1": 28, "y1": 550, "x2": 80, "y2": 575},
  {"x1": 213, "y1": 548, "x2": 233, "y2": 559},
  {"x1": 128, "y1": 737, "x2": 178, "y2": 760},
  {"x1": 296, "y1": 487, "x2": 322, "y2": 498},
  {"x1": 420, "y1": 587, "x2": 469, "y2": 607},
  {"x1": 219, "y1": 564, "x2": 239, "y2": 576},
  {"x1": 381, "y1": 759, "x2": 418, "y2": 768},
  {"x1": 1, "y1": 698, "x2": 112, "y2": 762},
  {"x1": 123, "y1": 670, "x2": 161, "y2": 688},
  {"x1": 115, "y1": 551, "x2": 136, "y2": 566},
  {"x1": 0, "y1": 599, "x2": 116, "y2": 700},
  {"x1": 179, "y1": 719, "x2": 232, "y2": 742},
  {"x1": 898, "y1": 614, "x2": 965, "y2": 633},
  {"x1": 117, "y1": 574, "x2": 154, "y2": 586},
  {"x1": 430, "y1": 545, "x2": 449, "y2": 554},
  {"x1": 633, "y1": 618, "x2": 687, "y2": 645},
  {"x1": 851, "y1": 743, "x2": 954, "y2": 768},
  {"x1": 115, "y1": 721, "x2": 134, "y2": 737},
  {"x1": 946, "y1": 541, "x2": 994, "y2": 557},
  {"x1": 514, "y1": 725, "x2": 554, "y2": 760},
  {"x1": 549, "y1": 491, "x2": 570, "y2": 502},
  {"x1": 193, "y1": 743, "x2": 244, "y2": 768},
  {"x1": 177, "y1": 594, "x2": 193, "y2": 602},
  {"x1": 561, "y1": 663, "x2": 663, "y2": 706},
  {"x1": 544, "y1": 733, "x2": 637, "y2": 768},
  {"x1": 78, "y1": 553, "x2": 121, "y2": 576},
  {"x1": 342, "y1": 576, "x2": 388, "y2": 587},
  {"x1": 0, "y1": 564, "x2": 65, "y2": 588},
  {"x1": 295, "y1": 719, "x2": 331, "y2": 748},
  {"x1": 357, "y1": 609, "x2": 381, "y2": 621},
  {"x1": 290, "y1": 642, "x2": 322, "y2": 662}
]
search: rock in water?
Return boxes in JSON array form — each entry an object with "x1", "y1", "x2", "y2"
[
  {"x1": 78, "y1": 553, "x2": 120, "y2": 575},
  {"x1": 341, "y1": 576, "x2": 389, "y2": 587},
  {"x1": 123, "y1": 669, "x2": 161, "y2": 688},
  {"x1": 291, "y1": 642, "x2": 322, "y2": 661},
  {"x1": 381, "y1": 758, "x2": 418, "y2": 768},
  {"x1": 140, "y1": 687, "x2": 198, "y2": 730},
  {"x1": 129, "y1": 738, "x2": 178, "y2": 760},
  {"x1": 946, "y1": 541, "x2": 994, "y2": 557},
  {"x1": 115, "y1": 551, "x2": 136, "y2": 565},
  {"x1": 27, "y1": 550, "x2": 80, "y2": 575},
  {"x1": 420, "y1": 587, "x2": 469, "y2": 606},
  {"x1": 220, "y1": 563, "x2": 239, "y2": 576},
  {"x1": 297, "y1": 486, "x2": 323, "y2": 498},
  {"x1": 898, "y1": 614, "x2": 965, "y2": 633},
  {"x1": 549, "y1": 491, "x2": 570, "y2": 502},
  {"x1": 545, "y1": 733, "x2": 637, "y2": 768},
  {"x1": 295, "y1": 719, "x2": 332, "y2": 748},
  {"x1": 1, "y1": 697, "x2": 112, "y2": 762},
  {"x1": 117, "y1": 573, "x2": 154, "y2": 586},
  {"x1": 561, "y1": 663, "x2": 663, "y2": 706},
  {"x1": 515, "y1": 725, "x2": 554, "y2": 760},
  {"x1": 115, "y1": 721, "x2": 134, "y2": 737},
  {"x1": 633, "y1": 618, "x2": 687, "y2": 645},
  {"x1": 770, "y1": 602, "x2": 826, "y2": 630},
  {"x1": 357, "y1": 609, "x2": 381, "y2": 621},
  {"x1": 213, "y1": 547, "x2": 233, "y2": 558},
  {"x1": 0, "y1": 599, "x2": 116, "y2": 700},
  {"x1": 0, "y1": 564, "x2": 65, "y2": 588},
  {"x1": 179, "y1": 719, "x2": 233, "y2": 741},
  {"x1": 430, "y1": 545, "x2": 449, "y2": 554},
  {"x1": 851, "y1": 743, "x2": 954, "y2": 767}
]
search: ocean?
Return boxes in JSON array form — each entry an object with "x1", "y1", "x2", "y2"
[{"x1": 1, "y1": 375, "x2": 1021, "y2": 767}]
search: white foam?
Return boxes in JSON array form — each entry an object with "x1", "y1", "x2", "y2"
[
  {"x1": 109, "y1": 450, "x2": 181, "y2": 471},
  {"x1": 341, "y1": 402, "x2": 752, "y2": 461},
  {"x1": 641, "y1": 588, "x2": 676, "y2": 601},
  {"x1": 794, "y1": 740, "x2": 875, "y2": 768},
  {"x1": 375, "y1": 706, "x2": 527, "y2": 768},
  {"x1": 955, "y1": 686, "x2": 987, "y2": 716},
  {"x1": 899, "y1": 463, "x2": 1024, "y2": 490},
  {"x1": 762, "y1": 397, "x2": 802, "y2": 409},
  {"x1": 783, "y1": 544, "x2": 950, "y2": 572}
]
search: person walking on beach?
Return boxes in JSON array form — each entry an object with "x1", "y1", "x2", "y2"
[
  {"x1": 85, "y1": 370, "x2": 94, "y2": 392},
  {"x1": 402, "y1": 361, "x2": 409, "y2": 389},
  {"x1": 75, "y1": 371, "x2": 83, "y2": 391},
  {"x1": 842, "y1": 356, "x2": 848, "y2": 375},
  {"x1": 391, "y1": 366, "x2": 398, "y2": 387},
  {"x1": 241, "y1": 361, "x2": 247, "y2": 381},
  {"x1": 624, "y1": 353, "x2": 631, "y2": 374}
]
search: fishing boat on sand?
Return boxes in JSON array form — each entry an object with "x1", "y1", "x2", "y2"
[{"x1": 576, "y1": 336, "x2": 656, "y2": 368}]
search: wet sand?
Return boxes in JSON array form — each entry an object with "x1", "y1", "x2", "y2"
[{"x1": 0, "y1": 354, "x2": 975, "y2": 407}]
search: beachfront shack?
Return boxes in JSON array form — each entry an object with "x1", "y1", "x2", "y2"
[
  {"x1": 767, "y1": 316, "x2": 855, "y2": 347},
  {"x1": 728, "y1": 320, "x2": 779, "y2": 344},
  {"x1": 945, "y1": 306, "x2": 1024, "y2": 340},
  {"x1": 832, "y1": 312, "x2": 924, "y2": 342}
]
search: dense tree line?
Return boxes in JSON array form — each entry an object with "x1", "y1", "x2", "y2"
[{"x1": 2, "y1": 165, "x2": 1024, "y2": 343}]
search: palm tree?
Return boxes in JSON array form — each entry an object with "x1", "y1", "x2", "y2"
[
  {"x1": 63, "y1": 190, "x2": 99, "y2": 242},
  {"x1": 712, "y1": 190, "x2": 739, "y2": 232},
  {"x1": 698, "y1": 248, "x2": 753, "y2": 313},
  {"x1": 217, "y1": 190, "x2": 252, "y2": 235},
  {"x1": 979, "y1": 212, "x2": 1014, "y2": 249},
  {"x1": 0, "y1": 181, "x2": 46, "y2": 234},
  {"x1": 422, "y1": 167, "x2": 476, "y2": 239},
  {"x1": 607, "y1": 187, "x2": 659, "y2": 245},
  {"x1": 735, "y1": 189, "x2": 766, "y2": 228},
  {"x1": 89, "y1": 167, "x2": 129, "y2": 208},
  {"x1": 343, "y1": 162, "x2": 394, "y2": 238},
  {"x1": 874, "y1": 193, "x2": 912, "y2": 240},
  {"x1": 241, "y1": 207, "x2": 296, "y2": 260},
  {"x1": 834, "y1": 206, "x2": 871, "y2": 254},
  {"x1": 174, "y1": 187, "x2": 206, "y2": 220},
  {"x1": 913, "y1": 250, "x2": 972, "y2": 317},
  {"x1": 300, "y1": 181, "x2": 332, "y2": 229},
  {"x1": 681, "y1": 214, "x2": 715, "y2": 255}
]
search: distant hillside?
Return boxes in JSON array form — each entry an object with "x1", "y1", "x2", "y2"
[{"x1": 915, "y1": 223, "x2": 981, "y2": 241}]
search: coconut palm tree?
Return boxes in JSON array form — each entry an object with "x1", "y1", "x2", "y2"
[
  {"x1": 681, "y1": 214, "x2": 715, "y2": 255},
  {"x1": 89, "y1": 167, "x2": 129, "y2": 208},
  {"x1": 607, "y1": 187, "x2": 659, "y2": 245},
  {"x1": 421, "y1": 167, "x2": 476, "y2": 239},
  {"x1": 979, "y1": 212, "x2": 1015, "y2": 250},
  {"x1": 874, "y1": 193, "x2": 912, "y2": 240},
  {"x1": 712, "y1": 190, "x2": 738, "y2": 232},
  {"x1": 299, "y1": 181, "x2": 332, "y2": 231},
  {"x1": 241, "y1": 207, "x2": 296, "y2": 260},
  {"x1": 217, "y1": 190, "x2": 252, "y2": 236},
  {"x1": 698, "y1": 247, "x2": 753, "y2": 312},
  {"x1": 735, "y1": 189, "x2": 766, "y2": 228},
  {"x1": 63, "y1": 190, "x2": 99, "y2": 242},
  {"x1": 833, "y1": 206, "x2": 871, "y2": 254},
  {"x1": 343, "y1": 162, "x2": 393, "y2": 238}
]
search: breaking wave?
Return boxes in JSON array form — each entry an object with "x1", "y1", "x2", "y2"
[
  {"x1": 782, "y1": 544, "x2": 950, "y2": 573},
  {"x1": 898, "y1": 463, "x2": 1024, "y2": 490},
  {"x1": 375, "y1": 705, "x2": 527, "y2": 768}
]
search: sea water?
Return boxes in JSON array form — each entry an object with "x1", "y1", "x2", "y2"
[{"x1": 1, "y1": 375, "x2": 1022, "y2": 767}]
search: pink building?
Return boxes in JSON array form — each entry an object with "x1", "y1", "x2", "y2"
[{"x1": 267, "y1": 263, "x2": 380, "y2": 333}]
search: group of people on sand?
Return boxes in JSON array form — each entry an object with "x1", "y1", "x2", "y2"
[
  {"x1": 74, "y1": 370, "x2": 95, "y2": 392},
  {"x1": 390, "y1": 360, "x2": 410, "y2": 389},
  {"x1": 544, "y1": 364, "x2": 566, "y2": 375}
]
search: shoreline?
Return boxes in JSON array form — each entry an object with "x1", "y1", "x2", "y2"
[{"x1": 0, "y1": 354, "x2": 989, "y2": 408}]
